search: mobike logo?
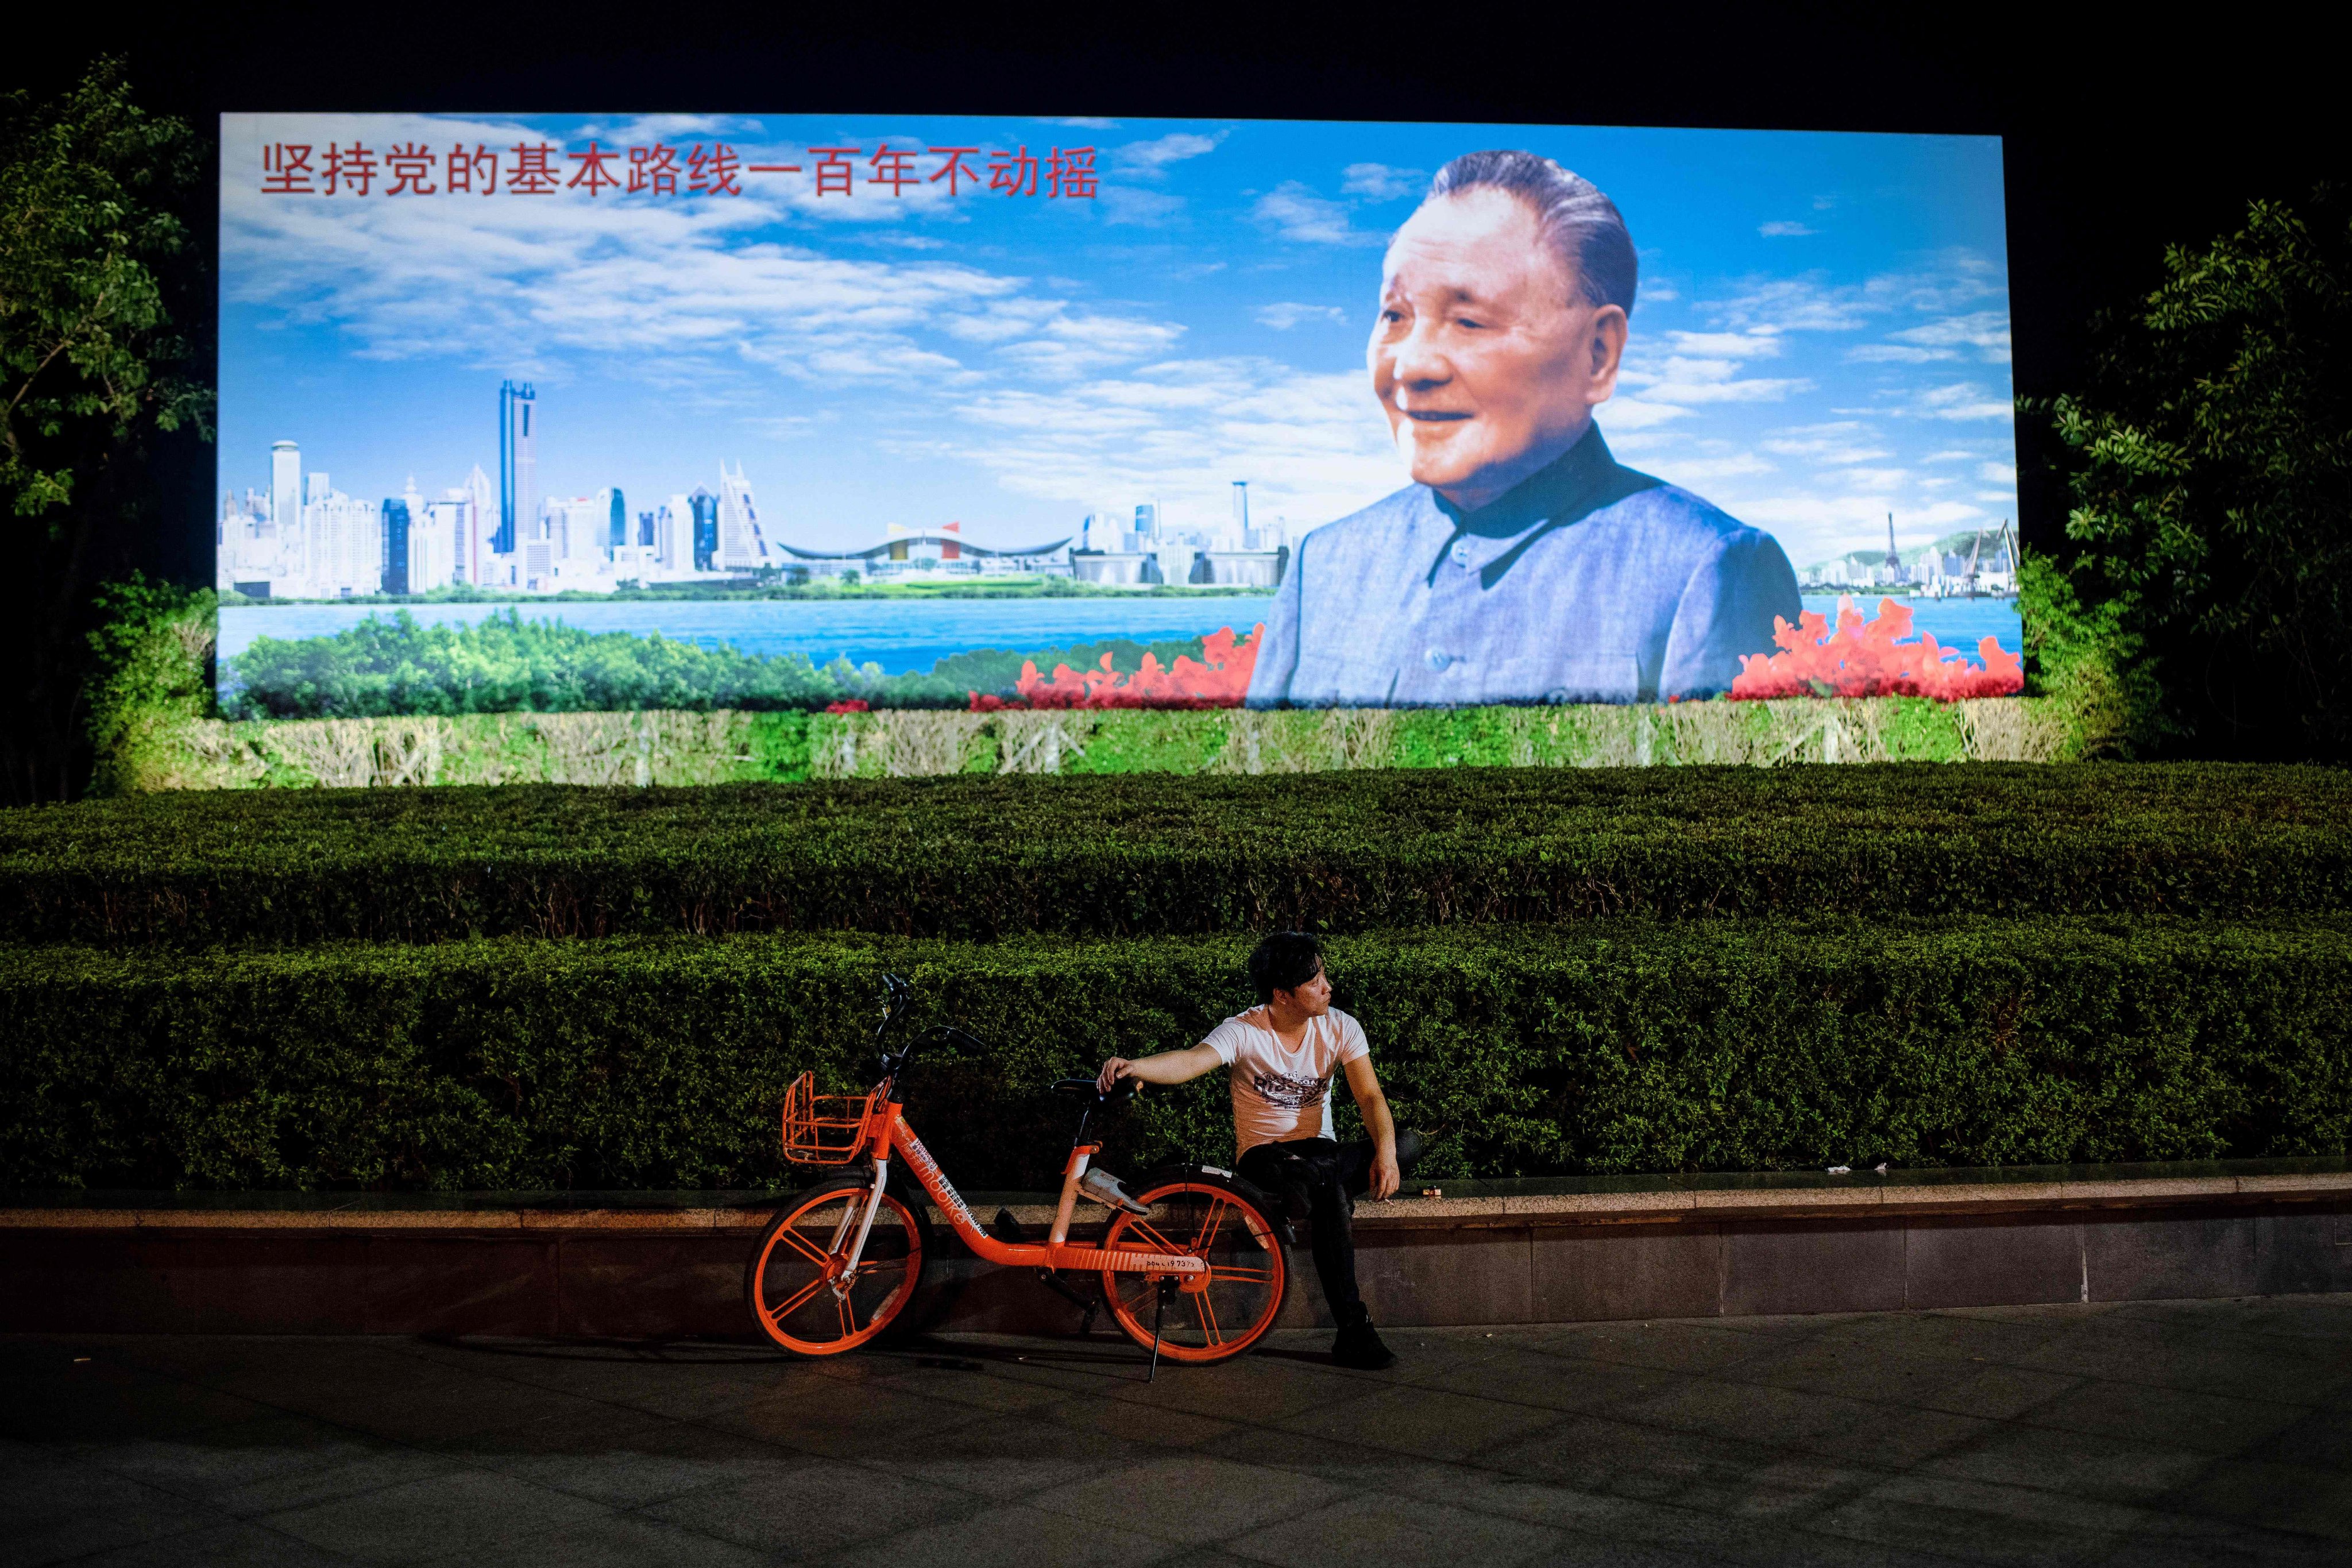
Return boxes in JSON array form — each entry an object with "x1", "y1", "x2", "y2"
[
  {"x1": 895, "y1": 1131, "x2": 977, "y2": 1233},
  {"x1": 1138, "y1": 1256, "x2": 1198, "y2": 1274}
]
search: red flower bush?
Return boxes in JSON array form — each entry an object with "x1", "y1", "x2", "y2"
[
  {"x1": 971, "y1": 624, "x2": 1264, "y2": 711},
  {"x1": 823, "y1": 698, "x2": 871, "y2": 713},
  {"x1": 1730, "y1": 596, "x2": 2023, "y2": 702}
]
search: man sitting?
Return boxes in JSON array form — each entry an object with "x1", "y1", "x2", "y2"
[{"x1": 1096, "y1": 931, "x2": 1424, "y2": 1370}]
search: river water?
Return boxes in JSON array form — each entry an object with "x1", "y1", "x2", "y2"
[{"x1": 218, "y1": 592, "x2": 2021, "y2": 679}]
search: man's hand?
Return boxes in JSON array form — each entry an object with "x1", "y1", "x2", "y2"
[
  {"x1": 1369, "y1": 1146, "x2": 1401, "y2": 1200},
  {"x1": 1096, "y1": 1044, "x2": 1222, "y2": 1094}
]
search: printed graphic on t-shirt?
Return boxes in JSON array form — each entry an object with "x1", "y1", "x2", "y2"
[{"x1": 1251, "y1": 1069, "x2": 1331, "y2": 1110}]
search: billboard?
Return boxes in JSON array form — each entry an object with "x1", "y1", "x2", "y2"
[{"x1": 216, "y1": 114, "x2": 2022, "y2": 716}]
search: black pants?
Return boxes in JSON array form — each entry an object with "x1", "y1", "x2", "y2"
[{"x1": 1235, "y1": 1130, "x2": 1425, "y2": 1322}]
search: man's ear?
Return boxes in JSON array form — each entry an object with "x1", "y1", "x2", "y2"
[{"x1": 1585, "y1": 304, "x2": 1630, "y2": 401}]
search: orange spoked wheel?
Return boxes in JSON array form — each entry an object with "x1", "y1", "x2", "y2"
[
  {"x1": 746, "y1": 1175, "x2": 930, "y2": 1355},
  {"x1": 1101, "y1": 1176, "x2": 1287, "y2": 1364}
]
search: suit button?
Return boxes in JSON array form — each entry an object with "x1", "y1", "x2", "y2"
[
  {"x1": 1450, "y1": 540, "x2": 1473, "y2": 567},
  {"x1": 1424, "y1": 648, "x2": 1452, "y2": 671}
]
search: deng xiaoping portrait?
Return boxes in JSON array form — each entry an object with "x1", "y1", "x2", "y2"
[{"x1": 1246, "y1": 152, "x2": 1803, "y2": 708}]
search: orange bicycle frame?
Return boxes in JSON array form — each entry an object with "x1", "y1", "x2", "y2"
[{"x1": 843, "y1": 1098, "x2": 1206, "y2": 1280}]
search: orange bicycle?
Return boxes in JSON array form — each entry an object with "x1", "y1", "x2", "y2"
[{"x1": 747, "y1": 975, "x2": 1289, "y2": 1367}]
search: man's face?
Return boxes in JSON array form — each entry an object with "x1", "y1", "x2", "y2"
[
  {"x1": 1275, "y1": 963, "x2": 1333, "y2": 1017},
  {"x1": 1369, "y1": 189, "x2": 1629, "y2": 511}
]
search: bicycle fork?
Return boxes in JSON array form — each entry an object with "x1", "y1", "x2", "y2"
[{"x1": 829, "y1": 1158, "x2": 893, "y2": 1298}]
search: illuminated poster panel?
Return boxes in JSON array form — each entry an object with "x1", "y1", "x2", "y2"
[{"x1": 216, "y1": 115, "x2": 2021, "y2": 714}]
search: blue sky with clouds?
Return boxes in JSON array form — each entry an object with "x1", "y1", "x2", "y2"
[{"x1": 219, "y1": 114, "x2": 2015, "y2": 567}]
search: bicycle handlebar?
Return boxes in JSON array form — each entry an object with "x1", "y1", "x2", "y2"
[{"x1": 875, "y1": 975, "x2": 1000, "y2": 1081}]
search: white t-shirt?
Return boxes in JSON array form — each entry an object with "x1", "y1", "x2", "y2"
[{"x1": 1204, "y1": 1006, "x2": 1370, "y2": 1154}]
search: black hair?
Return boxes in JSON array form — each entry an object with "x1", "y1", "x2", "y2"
[
  {"x1": 1248, "y1": 930, "x2": 1325, "y2": 1004},
  {"x1": 1419, "y1": 150, "x2": 1637, "y2": 317}
]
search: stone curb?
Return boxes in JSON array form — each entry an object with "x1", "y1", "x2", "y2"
[{"x1": 9, "y1": 1169, "x2": 2351, "y2": 1235}]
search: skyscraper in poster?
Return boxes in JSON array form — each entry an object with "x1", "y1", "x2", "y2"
[
  {"x1": 271, "y1": 441, "x2": 300, "y2": 559},
  {"x1": 716, "y1": 462, "x2": 767, "y2": 572},
  {"x1": 497, "y1": 380, "x2": 535, "y2": 557}
]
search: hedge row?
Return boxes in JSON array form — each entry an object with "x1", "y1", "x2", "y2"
[
  {"x1": 3, "y1": 764, "x2": 2348, "y2": 947},
  {"x1": 5, "y1": 917, "x2": 2347, "y2": 1192}
]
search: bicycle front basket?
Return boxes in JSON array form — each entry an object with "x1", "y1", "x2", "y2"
[{"x1": 780, "y1": 1071, "x2": 875, "y2": 1165}]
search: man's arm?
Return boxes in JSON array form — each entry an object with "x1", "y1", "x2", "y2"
[
  {"x1": 1098, "y1": 1042, "x2": 1223, "y2": 1095},
  {"x1": 1341, "y1": 1054, "x2": 1401, "y2": 1199}
]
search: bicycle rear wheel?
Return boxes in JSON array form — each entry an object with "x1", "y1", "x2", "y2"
[
  {"x1": 747, "y1": 1174, "x2": 930, "y2": 1355},
  {"x1": 1100, "y1": 1173, "x2": 1287, "y2": 1364}
]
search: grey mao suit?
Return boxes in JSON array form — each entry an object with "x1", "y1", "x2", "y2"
[{"x1": 1246, "y1": 426, "x2": 1801, "y2": 707}]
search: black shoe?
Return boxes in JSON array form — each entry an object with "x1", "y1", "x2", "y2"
[{"x1": 1330, "y1": 1314, "x2": 1397, "y2": 1371}]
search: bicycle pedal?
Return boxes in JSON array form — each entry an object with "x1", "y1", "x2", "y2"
[{"x1": 990, "y1": 1207, "x2": 1027, "y2": 1244}]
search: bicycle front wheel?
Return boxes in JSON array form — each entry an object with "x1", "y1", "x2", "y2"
[
  {"x1": 1100, "y1": 1173, "x2": 1287, "y2": 1364},
  {"x1": 746, "y1": 1175, "x2": 930, "y2": 1355}
]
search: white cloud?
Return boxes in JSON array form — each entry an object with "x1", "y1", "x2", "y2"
[
  {"x1": 1979, "y1": 460, "x2": 2017, "y2": 484},
  {"x1": 1833, "y1": 467, "x2": 1911, "y2": 491},
  {"x1": 1256, "y1": 302, "x2": 1347, "y2": 330},
  {"x1": 1760, "y1": 422, "x2": 1891, "y2": 465},
  {"x1": 1710, "y1": 254, "x2": 2008, "y2": 338},
  {"x1": 992, "y1": 313, "x2": 1187, "y2": 380},
  {"x1": 1113, "y1": 132, "x2": 1225, "y2": 173},
  {"x1": 1048, "y1": 117, "x2": 1121, "y2": 130},
  {"x1": 1759, "y1": 221, "x2": 1816, "y2": 237},
  {"x1": 1253, "y1": 182, "x2": 1378, "y2": 246},
  {"x1": 1639, "y1": 280, "x2": 1679, "y2": 304},
  {"x1": 574, "y1": 114, "x2": 762, "y2": 145},
  {"x1": 1620, "y1": 352, "x2": 1810, "y2": 407},
  {"x1": 1922, "y1": 449, "x2": 1978, "y2": 463},
  {"x1": 1659, "y1": 330, "x2": 1784, "y2": 359},
  {"x1": 1912, "y1": 383, "x2": 2014, "y2": 421},
  {"x1": 948, "y1": 358, "x2": 1401, "y2": 527},
  {"x1": 1598, "y1": 397, "x2": 1692, "y2": 431},
  {"x1": 1853, "y1": 310, "x2": 2013, "y2": 365},
  {"x1": 1099, "y1": 187, "x2": 1185, "y2": 227},
  {"x1": 1647, "y1": 453, "x2": 1775, "y2": 482},
  {"x1": 1341, "y1": 163, "x2": 1423, "y2": 201}
]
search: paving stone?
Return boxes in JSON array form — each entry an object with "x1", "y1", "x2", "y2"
[
  {"x1": 1809, "y1": 1472, "x2": 2153, "y2": 1567},
  {"x1": 2015, "y1": 1377, "x2": 2309, "y2": 1457},
  {"x1": 1920, "y1": 1424, "x2": 2215, "y2": 1504},
  {"x1": 813, "y1": 1499, "x2": 1182, "y2": 1568},
  {"x1": 637, "y1": 1451, "x2": 976, "y2": 1554},
  {"x1": 14, "y1": 1296, "x2": 2352, "y2": 1566},
  {"x1": 0, "y1": 1459, "x2": 240, "y2": 1568},
  {"x1": 1026, "y1": 1454, "x2": 1347, "y2": 1544},
  {"x1": 60, "y1": 1520, "x2": 362, "y2": 1567},
  {"x1": 1224, "y1": 1490, "x2": 1561, "y2": 1568},
  {"x1": 1270, "y1": 1382, "x2": 1570, "y2": 1462},
  {"x1": 256, "y1": 1469, "x2": 609, "y2": 1565}
]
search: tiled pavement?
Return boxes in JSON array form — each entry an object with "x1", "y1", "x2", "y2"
[{"x1": 6, "y1": 1295, "x2": 2352, "y2": 1566}]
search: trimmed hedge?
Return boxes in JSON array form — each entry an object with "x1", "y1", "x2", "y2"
[
  {"x1": 5, "y1": 917, "x2": 2348, "y2": 1192},
  {"x1": 4, "y1": 764, "x2": 2350, "y2": 947}
]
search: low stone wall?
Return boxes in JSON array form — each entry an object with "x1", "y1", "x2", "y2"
[{"x1": 9, "y1": 1161, "x2": 2345, "y2": 1338}]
